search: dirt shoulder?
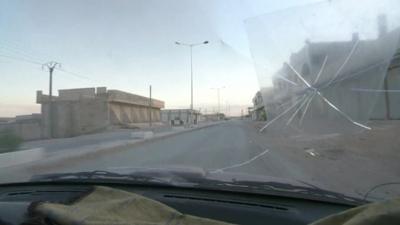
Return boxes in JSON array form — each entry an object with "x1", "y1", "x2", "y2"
[{"x1": 250, "y1": 120, "x2": 400, "y2": 200}]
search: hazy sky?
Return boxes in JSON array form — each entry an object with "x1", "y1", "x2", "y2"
[{"x1": 0, "y1": 0, "x2": 322, "y2": 116}]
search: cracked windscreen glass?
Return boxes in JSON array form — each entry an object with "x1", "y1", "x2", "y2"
[{"x1": 0, "y1": 0, "x2": 399, "y2": 202}]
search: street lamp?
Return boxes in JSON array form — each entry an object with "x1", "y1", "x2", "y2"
[{"x1": 175, "y1": 40, "x2": 209, "y2": 124}]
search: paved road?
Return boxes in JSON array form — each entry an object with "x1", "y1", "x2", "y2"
[
  {"x1": 24, "y1": 120, "x2": 325, "y2": 191},
  {"x1": 7, "y1": 119, "x2": 400, "y2": 200},
  {"x1": 99, "y1": 120, "x2": 266, "y2": 171}
]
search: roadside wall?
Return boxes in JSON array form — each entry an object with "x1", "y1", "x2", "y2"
[{"x1": 0, "y1": 115, "x2": 42, "y2": 141}]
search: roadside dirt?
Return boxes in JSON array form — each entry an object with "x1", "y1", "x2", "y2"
[{"x1": 251, "y1": 120, "x2": 400, "y2": 200}]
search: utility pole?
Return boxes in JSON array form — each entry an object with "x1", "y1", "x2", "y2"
[
  {"x1": 149, "y1": 85, "x2": 152, "y2": 127},
  {"x1": 225, "y1": 101, "x2": 230, "y2": 117},
  {"x1": 218, "y1": 89, "x2": 220, "y2": 114},
  {"x1": 190, "y1": 46, "x2": 193, "y2": 112},
  {"x1": 211, "y1": 86, "x2": 225, "y2": 114},
  {"x1": 42, "y1": 61, "x2": 61, "y2": 138}
]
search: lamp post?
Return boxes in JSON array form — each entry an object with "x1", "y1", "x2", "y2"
[{"x1": 175, "y1": 40, "x2": 209, "y2": 124}]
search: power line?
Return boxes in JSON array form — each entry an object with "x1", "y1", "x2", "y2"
[
  {"x1": 0, "y1": 53, "x2": 43, "y2": 65},
  {"x1": 0, "y1": 53, "x2": 97, "y2": 83},
  {"x1": 0, "y1": 44, "x2": 46, "y2": 64},
  {"x1": 0, "y1": 40, "x2": 97, "y2": 78},
  {"x1": 56, "y1": 67, "x2": 96, "y2": 82},
  {"x1": 0, "y1": 39, "x2": 97, "y2": 83},
  {"x1": 0, "y1": 39, "x2": 51, "y2": 62}
]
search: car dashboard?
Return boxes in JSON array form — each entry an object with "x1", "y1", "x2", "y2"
[{"x1": 0, "y1": 184, "x2": 357, "y2": 225}]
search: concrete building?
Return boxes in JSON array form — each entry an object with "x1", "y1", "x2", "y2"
[
  {"x1": 203, "y1": 113, "x2": 225, "y2": 121},
  {"x1": 251, "y1": 91, "x2": 267, "y2": 121},
  {"x1": 247, "y1": 107, "x2": 254, "y2": 120},
  {"x1": 37, "y1": 87, "x2": 164, "y2": 138},
  {"x1": 161, "y1": 109, "x2": 201, "y2": 126},
  {"x1": 264, "y1": 18, "x2": 400, "y2": 124},
  {"x1": 371, "y1": 47, "x2": 400, "y2": 119}
]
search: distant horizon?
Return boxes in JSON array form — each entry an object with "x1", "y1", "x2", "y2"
[
  {"x1": 0, "y1": 102, "x2": 253, "y2": 118},
  {"x1": 0, "y1": 85, "x2": 253, "y2": 117}
]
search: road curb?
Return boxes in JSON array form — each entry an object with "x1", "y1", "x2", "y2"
[{"x1": 136, "y1": 122, "x2": 223, "y2": 145}]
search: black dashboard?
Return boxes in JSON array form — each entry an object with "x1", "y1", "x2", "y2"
[{"x1": 0, "y1": 184, "x2": 356, "y2": 225}]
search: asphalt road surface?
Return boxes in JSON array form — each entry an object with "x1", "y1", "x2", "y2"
[
  {"x1": 7, "y1": 120, "x2": 400, "y2": 200},
  {"x1": 38, "y1": 120, "x2": 300, "y2": 178}
]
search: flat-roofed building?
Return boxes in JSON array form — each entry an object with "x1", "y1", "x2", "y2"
[{"x1": 37, "y1": 87, "x2": 164, "y2": 138}]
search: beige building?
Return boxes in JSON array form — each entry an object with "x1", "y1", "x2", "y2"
[
  {"x1": 37, "y1": 87, "x2": 164, "y2": 138},
  {"x1": 203, "y1": 113, "x2": 225, "y2": 121},
  {"x1": 161, "y1": 109, "x2": 201, "y2": 125},
  {"x1": 265, "y1": 24, "x2": 400, "y2": 123},
  {"x1": 251, "y1": 91, "x2": 266, "y2": 121}
]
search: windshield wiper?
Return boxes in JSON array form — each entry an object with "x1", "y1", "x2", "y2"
[
  {"x1": 30, "y1": 170, "x2": 172, "y2": 185},
  {"x1": 196, "y1": 178, "x2": 366, "y2": 205},
  {"x1": 30, "y1": 170, "x2": 365, "y2": 205}
]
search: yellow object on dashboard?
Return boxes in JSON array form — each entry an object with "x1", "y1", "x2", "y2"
[{"x1": 25, "y1": 186, "x2": 235, "y2": 225}]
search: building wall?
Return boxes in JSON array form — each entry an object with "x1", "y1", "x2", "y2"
[
  {"x1": 109, "y1": 103, "x2": 161, "y2": 125},
  {"x1": 42, "y1": 98, "x2": 110, "y2": 138},
  {"x1": 310, "y1": 65, "x2": 384, "y2": 120},
  {"x1": 370, "y1": 66, "x2": 400, "y2": 119},
  {"x1": 161, "y1": 110, "x2": 200, "y2": 125},
  {"x1": 252, "y1": 91, "x2": 267, "y2": 121},
  {"x1": 77, "y1": 98, "x2": 109, "y2": 134},
  {"x1": 51, "y1": 101, "x2": 75, "y2": 138},
  {"x1": 107, "y1": 90, "x2": 164, "y2": 108},
  {"x1": 386, "y1": 66, "x2": 400, "y2": 119},
  {"x1": 58, "y1": 88, "x2": 96, "y2": 100}
]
